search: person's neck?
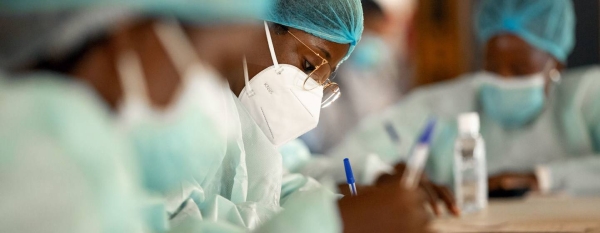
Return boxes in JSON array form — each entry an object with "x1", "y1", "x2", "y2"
[
  {"x1": 70, "y1": 42, "x2": 122, "y2": 111},
  {"x1": 192, "y1": 39, "x2": 246, "y2": 97}
]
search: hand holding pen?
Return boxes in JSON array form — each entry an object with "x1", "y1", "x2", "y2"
[
  {"x1": 380, "y1": 119, "x2": 460, "y2": 216},
  {"x1": 337, "y1": 179, "x2": 431, "y2": 233},
  {"x1": 339, "y1": 158, "x2": 431, "y2": 233}
]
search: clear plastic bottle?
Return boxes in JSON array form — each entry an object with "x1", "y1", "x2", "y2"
[{"x1": 454, "y1": 113, "x2": 487, "y2": 214}]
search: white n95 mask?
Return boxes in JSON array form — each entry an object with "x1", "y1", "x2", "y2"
[{"x1": 239, "y1": 22, "x2": 323, "y2": 147}]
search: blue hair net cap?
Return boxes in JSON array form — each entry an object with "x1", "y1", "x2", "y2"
[
  {"x1": 0, "y1": 0, "x2": 272, "y2": 22},
  {"x1": 263, "y1": 0, "x2": 364, "y2": 65},
  {"x1": 0, "y1": 0, "x2": 273, "y2": 70},
  {"x1": 476, "y1": 0, "x2": 576, "y2": 63}
]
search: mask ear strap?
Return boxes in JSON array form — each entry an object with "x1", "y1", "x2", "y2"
[
  {"x1": 153, "y1": 19, "x2": 202, "y2": 82},
  {"x1": 243, "y1": 56, "x2": 255, "y2": 96},
  {"x1": 242, "y1": 22, "x2": 277, "y2": 97},
  {"x1": 116, "y1": 50, "x2": 151, "y2": 109},
  {"x1": 264, "y1": 21, "x2": 280, "y2": 70}
]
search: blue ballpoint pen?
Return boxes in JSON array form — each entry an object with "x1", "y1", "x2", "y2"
[{"x1": 344, "y1": 158, "x2": 358, "y2": 196}]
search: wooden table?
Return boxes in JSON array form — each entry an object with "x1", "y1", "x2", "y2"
[{"x1": 432, "y1": 196, "x2": 600, "y2": 232}]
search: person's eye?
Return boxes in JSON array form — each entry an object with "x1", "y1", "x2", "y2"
[{"x1": 303, "y1": 59, "x2": 316, "y2": 74}]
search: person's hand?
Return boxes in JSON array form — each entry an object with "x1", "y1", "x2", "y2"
[
  {"x1": 338, "y1": 184, "x2": 431, "y2": 233},
  {"x1": 376, "y1": 163, "x2": 460, "y2": 216},
  {"x1": 337, "y1": 184, "x2": 377, "y2": 197},
  {"x1": 488, "y1": 172, "x2": 539, "y2": 192}
]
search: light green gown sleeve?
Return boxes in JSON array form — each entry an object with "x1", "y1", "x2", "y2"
[
  {"x1": 169, "y1": 219, "x2": 246, "y2": 233},
  {"x1": 544, "y1": 67, "x2": 600, "y2": 196},
  {"x1": 0, "y1": 74, "x2": 146, "y2": 233},
  {"x1": 279, "y1": 139, "x2": 312, "y2": 174},
  {"x1": 256, "y1": 174, "x2": 342, "y2": 233}
]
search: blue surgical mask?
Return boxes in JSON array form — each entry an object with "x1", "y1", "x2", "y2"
[
  {"x1": 115, "y1": 21, "x2": 230, "y2": 193},
  {"x1": 478, "y1": 72, "x2": 546, "y2": 128}
]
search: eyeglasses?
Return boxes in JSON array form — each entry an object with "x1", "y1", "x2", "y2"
[{"x1": 288, "y1": 31, "x2": 341, "y2": 108}]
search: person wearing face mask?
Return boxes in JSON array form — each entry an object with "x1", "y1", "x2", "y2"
[
  {"x1": 206, "y1": 0, "x2": 431, "y2": 232},
  {"x1": 328, "y1": 0, "x2": 600, "y2": 198},
  {"x1": 0, "y1": 0, "x2": 274, "y2": 232}
]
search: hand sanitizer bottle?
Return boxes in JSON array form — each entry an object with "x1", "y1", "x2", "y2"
[{"x1": 454, "y1": 113, "x2": 487, "y2": 213}]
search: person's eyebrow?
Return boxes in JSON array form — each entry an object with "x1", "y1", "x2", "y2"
[
  {"x1": 316, "y1": 46, "x2": 332, "y2": 60},
  {"x1": 316, "y1": 45, "x2": 335, "y2": 73}
]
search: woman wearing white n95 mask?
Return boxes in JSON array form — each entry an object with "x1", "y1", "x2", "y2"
[
  {"x1": 237, "y1": 22, "x2": 339, "y2": 147},
  {"x1": 218, "y1": 0, "x2": 432, "y2": 230}
]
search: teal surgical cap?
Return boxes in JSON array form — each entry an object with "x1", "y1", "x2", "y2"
[
  {"x1": 476, "y1": 0, "x2": 576, "y2": 63},
  {"x1": 0, "y1": 0, "x2": 272, "y2": 70},
  {"x1": 263, "y1": 0, "x2": 364, "y2": 64},
  {"x1": 0, "y1": 0, "x2": 272, "y2": 22}
]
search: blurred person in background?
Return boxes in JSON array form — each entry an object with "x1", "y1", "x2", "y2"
[
  {"x1": 301, "y1": 0, "x2": 404, "y2": 154},
  {"x1": 330, "y1": 0, "x2": 600, "y2": 200},
  {"x1": 0, "y1": 0, "x2": 432, "y2": 233},
  {"x1": 0, "y1": 0, "x2": 272, "y2": 232}
]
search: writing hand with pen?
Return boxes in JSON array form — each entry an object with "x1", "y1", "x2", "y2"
[
  {"x1": 337, "y1": 158, "x2": 431, "y2": 233},
  {"x1": 376, "y1": 162, "x2": 461, "y2": 217},
  {"x1": 337, "y1": 182, "x2": 432, "y2": 233}
]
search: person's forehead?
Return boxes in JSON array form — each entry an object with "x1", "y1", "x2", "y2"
[
  {"x1": 490, "y1": 35, "x2": 533, "y2": 51},
  {"x1": 288, "y1": 28, "x2": 349, "y2": 66},
  {"x1": 487, "y1": 35, "x2": 551, "y2": 60}
]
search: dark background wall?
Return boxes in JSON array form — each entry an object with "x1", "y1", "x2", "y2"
[{"x1": 568, "y1": 0, "x2": 600, "y2": 68}]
